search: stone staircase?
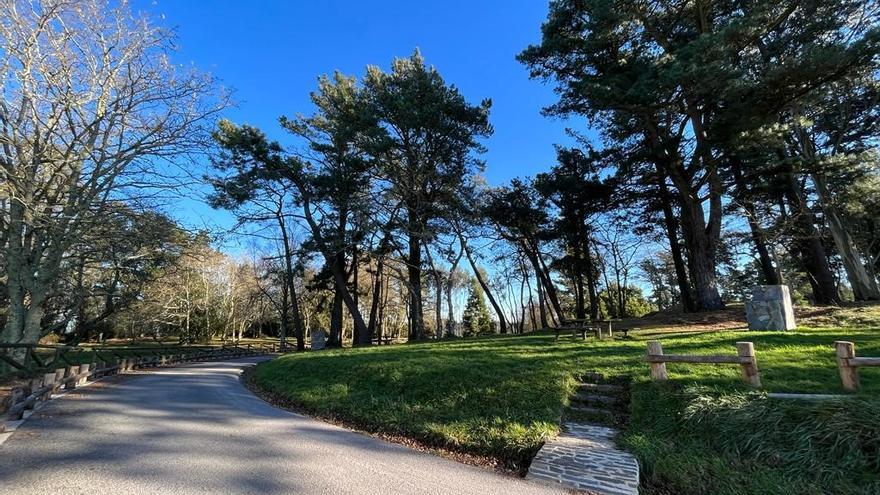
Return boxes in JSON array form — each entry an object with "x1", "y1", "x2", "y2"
[{"x1": 527, "y1": 372, "x2": 640, "y2": 495}]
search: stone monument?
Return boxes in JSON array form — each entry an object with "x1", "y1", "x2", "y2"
[
  {"x1": 311, "y1": 328, "x2": 326, "y2": 350},
  {"x1": 745, "y1": 285, "x2": 796, "y2": 331}
]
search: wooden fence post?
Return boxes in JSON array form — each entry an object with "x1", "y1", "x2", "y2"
[
  {"x1": 65, "y1": 365, "x2": 80, "y2": 389},
  {"x1": 27, "y1": 378, "x2": 42, "y2": 408},
  {"x1": 78, "y1": 363, "x2": 91, "y2": 385},
  {"x1": 54, "y1": 368, "x2": 65, "y2": 389},
  {"x1": 736, "y1": 342, "x2": 761, "y2": 387},
  {"x1": 647, "y1": 341, "x2": 668, "y2": 381},
  {"x1": 42, "y1": 373, "x2": 56, "y2": 394},
  {"x1": 835, "y1": 341, "x2": 860, "y2": 392}
]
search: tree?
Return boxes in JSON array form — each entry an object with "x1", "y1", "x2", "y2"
[
  {"x1": 53, "y1": 207, "x2": 187, "y2": 343},
  {"x1": 640, "y1": 253, "x2": 682, "y2": 311},
  {"x1": 520, "y1": 0, "x2": 727, "y2": 310},
  {"x1": 461, "y1": 278, "x2": 491, "y2": 336},
  {"x1": 535, "y1": 147, "x2": 612, "y2": 320},
  {"x1": 597, "y1": 285, "x2": 653, "y2": 319},
  {"x1": 485, "y1": 180, "x2": 562, "y2": 325},
  {"x1": 281, "y1": 72, "x2": 380, "y2": 346},
  {"x1": 363, "y1": 50, "x2": 492, "y2": 340},
  {"x1": 0, "y1": 0, "x2": 225, "y2": 346},
  {"x1": 208, "y1": 123, "x2": 307, "y2": 351}
]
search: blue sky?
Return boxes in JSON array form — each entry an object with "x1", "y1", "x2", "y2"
[{"x1": 134, "y1": 0, "x2": 591, "y2": 234}]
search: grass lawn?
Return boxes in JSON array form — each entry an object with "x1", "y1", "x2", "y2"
[{"x1": 251, "y1": 306, "x2": 880, "y2": 494}]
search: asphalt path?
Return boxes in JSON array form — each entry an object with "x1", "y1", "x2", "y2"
[{"x1": 0, "y1": 357, "x2": 567, "y2": 494}]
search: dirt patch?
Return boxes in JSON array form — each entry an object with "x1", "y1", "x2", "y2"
[{"x1": 618, "y1": 303, "x2": 880, "y2": 337}]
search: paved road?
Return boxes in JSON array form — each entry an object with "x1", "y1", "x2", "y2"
[{"x1": 0, "y1": 357, "x2": 567, "y2": 494}]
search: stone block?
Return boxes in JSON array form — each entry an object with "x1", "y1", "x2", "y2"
[
  {"x1": 745, "y1": 285, "x2": 796, "y2": 331},
  {"x1": 311, "y1": 329, "x2": 326, "y2": 350}
]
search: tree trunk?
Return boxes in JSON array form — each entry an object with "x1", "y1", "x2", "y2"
[
  {"x1": 3, "y1": 201, "x2": 52, "y2": 347},
  {"x1": 407, "y1": 229, "x2": 426, "y2": 340},
  {"x1": 583, "y1": 236, "x2": 599, "y2": 319},
  {"x1": 573, "y1": 238, "x2": 587, "y2": 321},
  {"x1": 656, "y1": 176, "x2": 697, "y2": 312},
  {"x1": 812, "y1": 173, "x2": 880, "y2": 301},
  {"x1": 329, "y1": 282, "x2": 344, "y2": 347},
  {"x1": 278, "y1": 272, "x2": 290, "y2": 350},
  {"x1": 422, "y1": 242, "x2": 443, "y2": 338},
  {"x1": 445, "y1": 249, "x2": 463, "y2": 337},
  {"x1": 731, "y1": 158, "x2": 780, "y2": 285},
  {"x1": 518, "y1": 271, "x2": 527, "y2": 333},
  {"x1": 536, "y1": 271, "x2": 549, "y2": 329},
  {"x1": 278, "y1": 217, "x2": 305, "y2": 351},
  {"x1": 675, "y1": 184, "x2": 725, "y2": 311},
  {"x1": 367, "y1": 256, "x2": 384, "y2": 341},
  {"x1": 523, "y1": 239, "x2": 565, "y2": 321},
  {"x1": 458, "y1": 230, "x2": 508, "y2": 333},
  {"x1": 784, "y1": 172, "x2": 841, "y2": 305},
  {"x1": 350, "y1": 246, "x2": 371, "y2": 346}
]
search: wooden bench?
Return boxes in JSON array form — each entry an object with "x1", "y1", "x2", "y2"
[
  {"x1": 592, "y1": 319, "x2": 621, "y2": 339},
  {"x1": 555, "y1": 319, "x2": 593, "y2": 340},
  {"x1": 555, "y1": 319, "x2": 623, "y2": 340}
]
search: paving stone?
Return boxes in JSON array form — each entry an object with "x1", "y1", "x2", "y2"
[{"x1": 528, "y1": 422, "x2": 639, "y2": 495}]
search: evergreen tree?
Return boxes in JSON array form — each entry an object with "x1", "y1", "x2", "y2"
[
  {"x1": 461, "y1": 278, "x2": 491, "y2": 336},
  {"x1": 363, "y1": 50, "x2": 492, "y2": 340}
]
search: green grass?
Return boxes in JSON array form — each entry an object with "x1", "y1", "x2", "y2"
[{"x1": 252, "y1": 311, "x2": 880, "y2": 493}]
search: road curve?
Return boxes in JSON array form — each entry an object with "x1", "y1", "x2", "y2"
[{"x1": 0, "y1": 357, "x2": 567, "y2": 494}]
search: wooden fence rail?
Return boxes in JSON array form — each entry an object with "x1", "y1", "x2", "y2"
[
  {"x1": 1, "y1": 342, "x2": 279, "y2": 376},
  {"x1": 835, "y1": 341, "x2": 880, "y2": 392},
  {"x1": 1, "y1": 344, "x2": 275, "y2": 428},
  {"x1": 645, "y1": 341, "x2": 761, "y2": 387}
]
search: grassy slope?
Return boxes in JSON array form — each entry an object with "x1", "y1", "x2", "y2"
[{"x1": 252, "y1": 306, "x2": 880, "y2": 492}]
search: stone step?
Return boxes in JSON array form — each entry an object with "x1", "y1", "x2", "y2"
[
  {"x1": 581, "y1": 371, "x2": 605, "y2": 383},
  {"x1": 568, "y1": 404, "x2": 614, "y2": 418},
  {"x1": 572, "y1": 392, "x2": 618, "y2": 406},
  {"x1": 577, "y1": 382, "x2": 622, "y2": 394},
  {"x1": 528, "y1": 423, "x2": 639, "y2": 495}
]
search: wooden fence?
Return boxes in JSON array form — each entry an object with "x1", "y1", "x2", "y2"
[
  {"x1": 0, "y1": 342, "x2": 277, "y2": 376},
  {"x1": 1, "y1": 344, "x2": 273, "y2": 427},
  {"x1": 835, "y1": 341, "x2": 880, "y2": 392},
  {"x1": 645, "y1": 341, "x2": 761, "y2": 387}
]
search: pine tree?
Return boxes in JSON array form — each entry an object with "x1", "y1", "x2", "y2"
[{"x1": 461, "y1": 278, "x2": 491, "y2": 336}]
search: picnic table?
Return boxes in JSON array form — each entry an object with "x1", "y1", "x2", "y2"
[{"x1": 554, "y1": 318, "x2": 622, "y2": 340}]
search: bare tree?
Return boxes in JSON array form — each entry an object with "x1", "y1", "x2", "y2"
[{"x1": 0, "y1": 0, "x2": 226, "y2": 345}]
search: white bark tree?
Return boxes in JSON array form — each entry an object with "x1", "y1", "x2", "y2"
[{"x1": 0, "y1": 0, "x2": 226, "y2": 344}]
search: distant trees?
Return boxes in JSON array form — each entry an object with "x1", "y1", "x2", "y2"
[
  {"x1": 54, "y1": 207, "x2": 188, "y2": 343},
  {"x1": 126, "y1": 236, "x2": 273, "y2": 343},
  {"x1": 207, "y1": 122, "x2": 307, "y2": 350},
  {"x1": 208, "y1": 51, "x2": 492, "y2": 346},
  {"x1": 0, "y1": 0, "x2": 225, "y2": 346}
]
